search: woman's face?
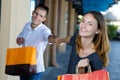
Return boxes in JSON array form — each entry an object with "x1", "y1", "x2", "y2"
[{"x1": 79, "y1": 13, "x2": 100, "y2": 38}]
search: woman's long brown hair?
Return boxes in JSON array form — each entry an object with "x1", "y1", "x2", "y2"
[{"x1": 76, "y1": 11, "x2": 110, "y2": 67}]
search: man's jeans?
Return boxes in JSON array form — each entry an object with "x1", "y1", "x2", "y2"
[{"x1": 20, "y1": 72, "x2": 42, "y2": 80}]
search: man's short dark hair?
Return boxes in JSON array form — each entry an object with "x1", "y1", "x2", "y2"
[{"x1": 35, "y1": 4, "x2": 49, "y2": 15}]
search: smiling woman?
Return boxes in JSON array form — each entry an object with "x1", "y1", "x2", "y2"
[{"x1": 58, "y1": 11, "x2": 110, "y2": 74}]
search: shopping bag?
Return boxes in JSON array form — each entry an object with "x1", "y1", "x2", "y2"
[
  {"x1": 5, "y1": 46, "x2": 37, "y2": 76},
  {"x1": 57, "y1": 69, "x2": 110, "y2": 80}
]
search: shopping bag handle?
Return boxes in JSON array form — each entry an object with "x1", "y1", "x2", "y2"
[{"x1": 76, "y1": 64, "x2": 91, "y2": 74}]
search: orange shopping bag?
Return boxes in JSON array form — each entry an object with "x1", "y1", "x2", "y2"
[
  {"x1": 58, "y1": 69, "x2": 110, "y2": 80},
  {"x1": 5, "y1": 46, "x2": 37, "y2": 76}
]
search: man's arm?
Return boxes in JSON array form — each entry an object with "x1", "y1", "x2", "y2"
[{"x1": 48, "y1": 35, "x2": 71, "y2": 44}]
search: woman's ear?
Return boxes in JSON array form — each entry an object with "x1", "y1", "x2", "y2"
[{"x1": 95, "y1": 29, "x2": 100, "y2": 34}]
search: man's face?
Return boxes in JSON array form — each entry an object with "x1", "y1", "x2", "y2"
[{"x1": 32, "y1": 8, "x2": 47, "y2": 26}]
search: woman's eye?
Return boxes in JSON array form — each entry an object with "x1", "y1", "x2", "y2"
[
  {"x1": 89, "y1": 23, "x2": 93, "y2": 25},
  {"x1": 88, "y1": 22, "x2": 94, "y2": 26}
]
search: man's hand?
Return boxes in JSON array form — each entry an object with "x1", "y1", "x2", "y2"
[
  {"x1": 48, "y1": 35, "x2": 59, "y2": 44},
  {"x1": 48, "y1": 35, "x2": 71, "y2": 46},
  {"x1": 16, "y1": 37, "x2": 24, "y2": 45}
]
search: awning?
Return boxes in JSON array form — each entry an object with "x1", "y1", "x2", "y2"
[
  {"x1": 82, "y1": 0, "x2": 114, "y2": 14},
  {"x1": 103, "y1": 1, "x2": 120, "y2": 21}
]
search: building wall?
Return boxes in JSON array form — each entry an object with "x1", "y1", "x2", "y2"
[{"x1": 0, "y1": 0, "x2": 30, "y2": 80}]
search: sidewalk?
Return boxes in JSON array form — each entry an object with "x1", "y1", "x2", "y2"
[
  {"x1": 41, "y1": 41, "x2": 120, "y2": 80},
  {"x1": 107, "y1": 41, "x2": 120, "y2": 80},
  {"x1": 41, "y1": 44, "x2": 71, "y2": 80}
]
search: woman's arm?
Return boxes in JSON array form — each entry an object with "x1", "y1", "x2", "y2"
[{"x1": 59, "y1": 36, "x2": 71, "y2": 43}]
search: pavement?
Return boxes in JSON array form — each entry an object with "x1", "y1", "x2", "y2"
[
  {"x1": 41, "y1": 40, "x2": 120, "y2": 80},
  {"x1": 107, "y1": 40, "x2": 120, "y2": 80}
]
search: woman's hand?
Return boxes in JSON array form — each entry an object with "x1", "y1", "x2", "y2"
[
  {"x1": 77, "y1": 58, "x2": 89, "y2": 67},
  {"x1": 76, "y1": 58, "x2": 89, "y2": 74}
]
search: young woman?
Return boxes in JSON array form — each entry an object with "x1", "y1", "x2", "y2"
[{"x1": 59, "y1": 11, "x2": 110, "y2": 74}]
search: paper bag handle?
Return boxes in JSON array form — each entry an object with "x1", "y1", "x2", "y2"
[{"x1": 75, "y1": 64, "x2": 91, "y2": 74}]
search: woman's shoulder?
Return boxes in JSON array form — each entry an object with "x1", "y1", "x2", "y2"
[{"x1": 88, "y1": 52, "x2": 102, "y2": 63}]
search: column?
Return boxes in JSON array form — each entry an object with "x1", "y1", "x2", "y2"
[
  {"x1": 67, "y1": 2, "x2": 76, "y2": 36},
  {"x1": 0, "y1": 0, "x2": 30, "y2": 80},
  {"x1": 57, "y1": 0, "x2": 67, "y2": 52}
]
